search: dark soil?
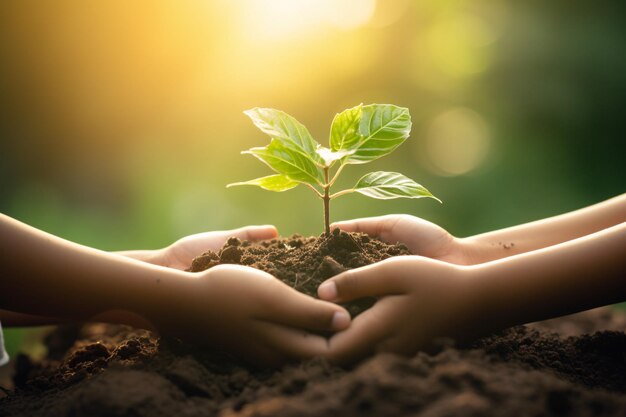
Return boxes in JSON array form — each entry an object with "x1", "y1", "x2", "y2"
[
  {"x1": 188, "y1": 229, "x2": 411, "y2": 316},
  {"x1": 2, "y1": 308, "x2": 626, "y2": 417},
  {"x1": 1, "y1": 233, "x2": 626, "y2": 417}
]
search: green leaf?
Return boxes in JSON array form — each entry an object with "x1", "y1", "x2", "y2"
[
  {"x1": 344, "y1": 104, "x2": 412, "y2": 164},
  {"x1": 350, "y1": 171, "x2": 441, "y2": 201},
  {"x1": 227, "y1": 174, "x2": 300, "y2": 192},
  {"x1": 243, "y1": 139, "x2": 325, "y2": 186},
  {"x1": 330, "y1": 104, "x2": 363, "y2": 152},
  {"x1": 244, "y1": 108, "x2": 324, "y2": 165}
]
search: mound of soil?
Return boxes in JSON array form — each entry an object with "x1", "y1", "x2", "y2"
[
  {"x1": 1, "y1": 233, "x2": 625, "y2": 417},
  {"x1": 188, "y1": 229, "x2": 411, "y2": 316}
]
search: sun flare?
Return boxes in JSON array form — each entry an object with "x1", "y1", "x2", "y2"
[{"x1": 240, "y1": 0, "x2": 377, "y2": 39}]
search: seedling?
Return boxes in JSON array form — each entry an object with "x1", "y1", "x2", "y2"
[{"x1": 228, "y1": 104, "x2": 441, "y2": 234}]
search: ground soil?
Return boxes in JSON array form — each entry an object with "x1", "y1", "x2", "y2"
[{"x1": 1, "y1": 233, "x2": 626, "y2": 417}]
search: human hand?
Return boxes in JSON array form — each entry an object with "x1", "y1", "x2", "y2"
[
  {"x1": 151, "y1": 264, "x2": 351, "y2": 367},
  {"x1": 143, "y1": 225, "x2": 278, "y2": 270},
  {"x1": 332, "y1": 215, "x2": 471, "y2": 265},
  {"x1": 317, "y1": 256, "x2": 481, "y2": 364}
]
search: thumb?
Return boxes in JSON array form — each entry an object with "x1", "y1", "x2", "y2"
[
  {"x1": 230, "y1": 225, "x2": 278, "y2": 242},
  {"x1": 318, "y1": 260, "x2": 406, "y2": 302},
  {"x1": 331, "y1": 215, "x2": 401, "y2": 242},
  {"x1": 235, "y1": 268, "x2": 352, "y2": 332},
  {"x1": 260, "y1": 290, "x2": 352, "y2": 332}
]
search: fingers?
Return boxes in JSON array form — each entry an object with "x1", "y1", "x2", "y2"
[
  {"x1": 331, "y1": 214, "x2": 410, "y2": 241},
  {"x1": 331, "y1": 215, "x2": 396, "y2": 237},
  {"x1": 374, "y1": 334, "x2": 417, "y2": 356},
  {"x1": 207, "y1": 265, "x2": 351, "y2": 332},
  {"x1": 222, "y1": 332, "x2": 288, "y2": 368},
  {"x1": 332, "y1": 215, "x2": 449, "y2": 256},
  {"x1": 167, "y1": 225, "x2": 278, "y2": 265},
  {"x1": 255, "y1": 283, "x2": 351, "y2": 332},
  {"x1": 229, "y1": 225, "x2": 278, "y2": 242},
  {"x1": 250, "y1": 321, "x2": 331, "y2": 361},
  {"x1": 318, "y1": 259, "x2": 407, "y2": 303},
  {"x1": 327, "y1": 297, "x2": 399, "y2": 365},
  {"x1": 240, "y1": 343, "x2": 285, "y2": 368}
]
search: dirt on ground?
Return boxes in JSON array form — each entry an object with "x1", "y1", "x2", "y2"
[{"x1": 1, "y1": 233, "x2": 626, "y2": 417}]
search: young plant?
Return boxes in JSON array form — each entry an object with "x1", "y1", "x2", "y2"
[{"x1": 228, "y1": 104, "x2": 441, "y2": 234}]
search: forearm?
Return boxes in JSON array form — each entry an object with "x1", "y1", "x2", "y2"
[
  {"x1": 470, "y1": 222, "x2": 626, "y2": 332},
  {"x1": 0, "y1": 214, "x2": 189, "y2": 326},
  {"x1": 0, "y1": 309, "x2": 66, "y2": 327},
  {"x1": 0, "y1": 308, "x2": 156, "y2": 330},
  {"x1": 461, "y1": 193, "x2": 626, "y2": 263}
]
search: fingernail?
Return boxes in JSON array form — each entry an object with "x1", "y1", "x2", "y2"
[
  {"x1": 318, "y1": 281, "x2": 337, "y2": 300},
  {"x1": 331, "y1": 311, "x2": 350, "y2": 330}
]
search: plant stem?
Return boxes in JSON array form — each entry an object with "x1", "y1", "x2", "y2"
[
  {"x1": 323, "y1": 166, "x2": 330, "y2": 235},
  {"x1": 302, "y1": 182, "x2": 324, "y2": 198},
  {"x1": 328, "y1": 163, "x2": 345, "y2": 188},
  {"x1": 329, "y1": 189, "x2": 355, "y2": 199}
]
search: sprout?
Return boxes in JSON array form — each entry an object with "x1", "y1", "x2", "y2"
[{"x1": 228, "y1": 104, "x2": 441, "y2": 234}]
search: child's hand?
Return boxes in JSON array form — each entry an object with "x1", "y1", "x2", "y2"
[
  {"x1": 333, "y1": 215, "x2": 470, "y2": 265},
  {"x1": 317, "y1": 256, "x2": 478, "y2": 364},
  {"x1": 121, "y1": 225, "x2": 278, "y2": 270},
  {"x1": 153, "y1": 264, "x2": 351, "y2": 367},
  {"x1": 160, "y1": 225, "x2": 277, "y2": 270}
]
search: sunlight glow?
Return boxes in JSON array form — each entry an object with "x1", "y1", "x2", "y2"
[
  {"x1": 242, "y1": 0, "x2": 377, "y2": 39},
  {"x1": 327, "y1": 0, "x2": 377, "y2": 30},
  {"x1": 368, "y1": 0, "x2": 410, "y2": 28}
]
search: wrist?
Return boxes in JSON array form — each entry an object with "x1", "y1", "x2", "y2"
[
  {"x1": 456, "y1": 236, "x2": 511, "y2": 265},
  {"x1": 150, "y1": 247, "x2": 168, "y2": 266},
  {"x1": 456, "y1": 237, "x2": 482, "y2": 265},
  {"x1": 463, "y1": 263, "x2": 519, "y2": 336},
  {"x1": 440, "y1": 264, "x2": 501, "y2": 343},
  {"x1": 116, "y1": 248, "x2": 166, "y2": 266},
  {"x1": 121, "y1": 265, "x2": 195, "y2": 332},
  {"x1": 444, "y1": 237, "x2": 487, "y2": 265}
]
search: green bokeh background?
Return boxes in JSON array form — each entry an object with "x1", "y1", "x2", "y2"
[{"x1": 1, "y1": 0, "x2": 625, "y2": 358}]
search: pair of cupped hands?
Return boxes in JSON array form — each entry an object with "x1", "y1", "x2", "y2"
[{"x1": 140, "y1": 215, "x2": 474, "y2": 367}]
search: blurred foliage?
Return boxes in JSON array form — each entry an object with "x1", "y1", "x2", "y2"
[{"x1": 1, "y1": 0, "x2": 625, "y2": 358}]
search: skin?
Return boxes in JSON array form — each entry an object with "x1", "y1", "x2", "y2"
[
  {"x1": 2, "y1": 194, "x2": 624, "y2": 366},
  {"x1": 331, "y1": 194, "x2": 626, "y2": 265},
  {"x1": 1, "y1": 226, "x2": 282, "y2": 327},
  {"x1": 0, "y1": 214, "x2": 350, "y2": 366},
  {"x1": 321, "y1": 194, "x2": 626, "y2": 364}
]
